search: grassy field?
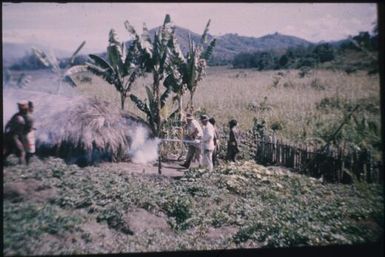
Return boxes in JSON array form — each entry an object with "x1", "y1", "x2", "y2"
[
  {"x1": 75, "y1": 66, "x2": 381, "y2": 159},
  {"x1": 3, "y1": 156, "x2": 383, "y2": 255}
]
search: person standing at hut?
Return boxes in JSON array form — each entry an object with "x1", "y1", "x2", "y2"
[
  {"x1": 209, "y1": 117, "x2": 220, "y2": 167},
  {"x1": 200, "y1": 115, "x2": 215, "y2": 172},
  {"x1": 226, "y1": 119, "x2": 240, "y2": 162},
  {"x1": 181, "y1": 113, "x2": 203, "y2": 168},
  {"x1": 24, "y1": 101, "x2": 36, "y2": 164},
  {"x1": 4, "y1": 100, "x2": 30, "y2": 165}
]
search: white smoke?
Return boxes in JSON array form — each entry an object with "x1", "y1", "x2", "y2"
[
  {"x1": 3, "y1": 87, "x2": 160, "y2": 165},
  {"x1": 3, "y1": 69, "x2": 162, "y2": 165},
  {"x1": 127, "y1": 125, "x2": 161, "y2": 164},
  {"x1": 3, "y1": 87, "x2": 84, "y2": 145}
]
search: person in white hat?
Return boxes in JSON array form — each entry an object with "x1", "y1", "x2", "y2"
[
  {"x1": 200, "y1": 114, "x2": 215, "y2": 172},
  {"x1": 181, "y1": 113, "x2": 203, "y2": 168},
  {"x1": 4, "y1": 100, "x2": 30, "y2": 164}
]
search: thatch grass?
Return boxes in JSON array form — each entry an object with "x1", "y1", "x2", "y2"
[{"x1": 34, "y1": 97, "x2": 153, "y2": 166}]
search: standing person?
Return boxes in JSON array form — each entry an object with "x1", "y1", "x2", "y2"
[
  {"x1": 200, "y1": 115, "x2": 215, "y2": 172},
  {"x1": 226, "y1": 119, "x2": 240, "y2": 162},
  {"x1": 24, "y1": 101, "x2": 36, "y2": 164},
  {"x1": 181, "y1": 113, "x2": 203, "y2": 168},
  {"x1": 209, "y1": 117, "x2": 220, "y2": 167},
  {"x1": 4, "y1": 100, "x2": 29, "y2": 164}
]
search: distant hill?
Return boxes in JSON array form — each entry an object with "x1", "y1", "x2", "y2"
[
  {"x1": 3, "y1": 26, "x2": 358, "y2": 69},
  {"x1": 148, "y1": 26, "x2": 314, "y2": 64},
  {"x1": 3, "y1": 42, "x2": 70, "y2": 68}
]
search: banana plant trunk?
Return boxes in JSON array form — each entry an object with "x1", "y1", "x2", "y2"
[
  {"x1": 154, "y1": 73, "x2": 162, "y2": 174},
  {"x1": 188, "y1": 91, "x2": 195, "y2": 113},
  {"x1": 178, "y1": 95, "x2": 185, "y2": 160},
  {"x1": 121, "y1": 93, "x2": 125, "y2": 110}
]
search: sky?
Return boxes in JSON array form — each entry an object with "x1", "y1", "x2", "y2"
[{"x1": 2, "y1": 2, "x2": 378, "y2": 54}]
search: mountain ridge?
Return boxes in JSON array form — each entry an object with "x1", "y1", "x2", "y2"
[{"x1": 4, "y1": 26, "x2": 343, "y2": 67}]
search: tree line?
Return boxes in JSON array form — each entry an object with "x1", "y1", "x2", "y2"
[{"x1": 231, "y1": 29, "x2": 378, "y2": 71}]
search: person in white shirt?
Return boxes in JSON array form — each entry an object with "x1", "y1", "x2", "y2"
[
  {"x1": 200, "y1": 114, "x2": 215, "y2": 172},
  {"x1": 181, "y1": 113, "x2": 203, "y2": 168}
]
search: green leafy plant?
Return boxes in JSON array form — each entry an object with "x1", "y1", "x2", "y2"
[
  {"x1": 126, "y1": 15, "x2": 176, "y2": 137},
  {"x1": 85, "y1": 30, "x2": 141, "y2": 110}
]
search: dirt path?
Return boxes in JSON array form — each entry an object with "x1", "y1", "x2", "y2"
[{"x1": 96, "y1": 159, "x2": 197, "y2": 178}]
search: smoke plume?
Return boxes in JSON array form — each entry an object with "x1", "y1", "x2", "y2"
[
  {"x1": 3, "y1": 80, "x2": 160, "y2": 165},
  {"x1": 127, "y1": 125, "x2": 161, "y2": 164}
]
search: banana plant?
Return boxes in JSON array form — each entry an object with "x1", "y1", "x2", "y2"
[
  {"x1": 85, "y1": 29, "x2": 142, "y2": 110},
  {"x1": 185, "y1": 20, "x2": 216, "y2": 112},
  {"x1": 164, "y1": 19, "x2": 216, "y2": 115},
  {"x1": 32, "y1": 41, "x2": 87, "y2": 93},
  {"x1": 126, "y1": 14, "x2": 176, "y2": 137}
]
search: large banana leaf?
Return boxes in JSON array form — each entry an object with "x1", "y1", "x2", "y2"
[
  {"x1": 124, "y1": 21, "x2": 138, "y2": 36},
  {"x1": 160, "y1": 14, "x2": 173, "y2": 47},
  {"x1": 129, "y1": 94, "x2": 151, "y2": 117},
  {"x1": 88, "y1": 54, "x2": 114, "y2": 72},
  {"x1": 160, "y1": 85, "x2": 172, "y2": 108},
  {"x1": 169, "y1": 30, "x2": 185, "y2": 65},
  {"x1": 107, "y1": 30, "x2": 124, "y2": 73},
  {"x1": 108, "y1": 29, "x2": 121, "y2": 45},
  {"x1": 201, "y1": 38, "x2": 216, "y2": 60},
  {"x1": 32, "y1": 47, "x2": 59, "y2": 74},
  {"x1": 141, "y1": 23, "x2": 153, "y2": 56},
  {"x1": 186, "y1": 46, "x2": 197, "y2": 91},
  {"x1": 86, "y1": 62, "x2": 116, "y2": 85},
  {"x1": 201, "y1": 19, "x2": 211, "y2": 44},
  {"x1": 32, "y1": 47, "x2": 51, "y2": 67},
  {"x1": 64, "y1": 64, "x2": 88, "y2": 77},
  {"x1": 62, "y1": 65, "x2": 89, "y2": 87}
]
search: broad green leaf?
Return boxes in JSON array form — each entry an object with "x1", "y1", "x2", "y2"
[
  {"x1": 88, "y1": 54, "x2": 114, "y2": 72},
  {"x1": 129, "y1": 94, "x2": 151, "y2": 118},
  {"x1": 201, "y1": 38, "x2": 216, "y2": 60}
]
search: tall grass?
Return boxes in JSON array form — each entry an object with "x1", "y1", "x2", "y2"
[{"x1": 74, "y1": 67, "x2": 381, "y2": 158}]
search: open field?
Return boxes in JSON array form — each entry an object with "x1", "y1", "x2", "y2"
[{"x1": 73, "y1": 66, "x2": 381, "y2": 159}]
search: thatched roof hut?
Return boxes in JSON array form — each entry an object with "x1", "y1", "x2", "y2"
[{"x1": 36, "y1": 97, "x2": 154, "y2": 166}]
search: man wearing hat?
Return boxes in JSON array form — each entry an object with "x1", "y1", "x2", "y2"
[
  {"x1": 181, "y1": 113, "x2": 203, "y2": 168},
  {"x1": 4, "y1": 100, "x2": 30, "y2": 164},
  {"x1": 200, "y1": 114, "x2": 215, "y2": 172}
]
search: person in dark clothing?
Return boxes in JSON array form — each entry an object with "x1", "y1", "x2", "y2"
[
  {"x1": 226, "y1": 119, "x2": 240, "y2": 162},
  {"x1": 4, "y1": 100, "x2": 30, "y2": 164},
  {"x1": 209, "y1": 117, "x2": 220, "y2": 166},
  {"x1": 24, "y1": 101, "x2": 36, "y2": 164}
]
